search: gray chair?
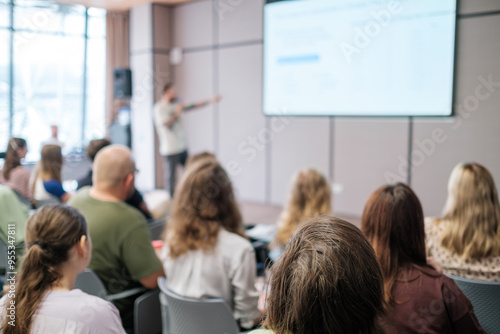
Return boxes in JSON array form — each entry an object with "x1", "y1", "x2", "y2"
[
  {"x1": 158, "y1": 277, "x2": 249, "y2": 334},
  {"x1": 35, "y1": 198, "x2": 60, "y2": 208},
  {"x1": 149, "y1": 219, "x2": 167, "y2": 241},
  {"x1": 75, "y1": 269, "x2": 161, "y2": 334},
  {"x1": 447, "y1": 273, "x2": 500, "y2": 334},
  {"x1": 0, "y1": 238, "x2": 8, "y2": 279},
  {"x1": 134, "y1": 289, "x2": 162, "y2": 334}
]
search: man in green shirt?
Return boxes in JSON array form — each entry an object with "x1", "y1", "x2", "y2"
[{"x1": 69, "y1": 145, "x2": 164, "y2": 330}]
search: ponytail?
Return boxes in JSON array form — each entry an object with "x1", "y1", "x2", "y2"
[{"x1": 1, "y1": 205, "x2": 87, "y2": 333}]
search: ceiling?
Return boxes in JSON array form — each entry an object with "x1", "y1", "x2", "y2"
[{"x1": 56, "y1": 0, "x2": 194, "y2": 11}]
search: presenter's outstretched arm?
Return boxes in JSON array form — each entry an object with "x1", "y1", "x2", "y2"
[{"x1": 183, "y1": 94, "x2": 222, "y2": 111}]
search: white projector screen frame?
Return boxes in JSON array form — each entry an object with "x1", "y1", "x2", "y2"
[{"x1": 262, "y1": 0, "x2": 459, "y2": 117}]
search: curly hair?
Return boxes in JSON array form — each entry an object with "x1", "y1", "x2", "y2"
[{"x1": 165, "y1": 160, "x2": 245, "y2": 258}]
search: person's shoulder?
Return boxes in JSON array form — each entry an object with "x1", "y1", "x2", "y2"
[
  {"x1": 69, "y1": 290, "x2": 124, "y2": 330},
  {"x1": 11, "y1": 166, "x2": 30, "y2": 178},
  {"x1": 219, "y1": 228, "x2": 253, "y2": 249},
  {"x1": 425, "y1": 217, "x2": 446, "y2": 238},
  {"x1": 217, "y1": 229, "x2": 255, "y2": 262},
  {"x1": 68, "y1": 187, "x2": 91, "y2": 204},
  {"x1": 249, "y1": 330, "x2": 274, "y2": 334}
]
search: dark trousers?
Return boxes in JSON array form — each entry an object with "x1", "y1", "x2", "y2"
[{"x1": 164, "y1": 150, "x2": 188, "y2": 197}]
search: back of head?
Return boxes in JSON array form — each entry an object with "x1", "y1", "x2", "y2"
[
  {"x1": 39, "y1": 144, "x2": 63, "y2": 182},
  {"x1": 275, "y1": 169, "x2": 332, "y2": 245},
  {"x1": 265, "y1": 216, "x2": 385, "y2": 334},
  {"x1": 86, "y1": 138, "x2": 112, "y2": 162},
  {"x1": 1, "y1": 205, "x2": 87, "y2": 334},
  {"x1": 442, "y1": 162, "x2": 500, "y2": 258},
  {"x1": 2, "y1": 138, "x2": 27, "y2": 180},
  {"x1": 185, "y1": 151, "x2": 217, "y2": 169},
  {"x1": 167, "y1": 159, "x2": 244, "y2": 258},
  {"x1": 93, "y1": 144, "x2": 134, "y2": 191},
  {"x1": 361, "y1": 183, "x2": 426, "y2": 303}
]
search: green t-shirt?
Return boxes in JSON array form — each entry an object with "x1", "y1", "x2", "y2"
[{"x1": 69, "y1": 187, "x2": 163, "y2": 327}]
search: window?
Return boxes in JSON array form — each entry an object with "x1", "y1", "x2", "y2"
[
  {"x1": 0, "y1": 30, "x2": 9, "y2": 152},
  {"x1": 1, "y1": 0, "x2": 106, "y2": 161}
]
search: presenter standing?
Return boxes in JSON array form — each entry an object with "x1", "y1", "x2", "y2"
[{"x1": 153, "y1": 83, "x2": 221, "y2": 198}]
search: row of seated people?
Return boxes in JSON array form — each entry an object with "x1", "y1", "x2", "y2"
[
  {"x1": 0, "y1": 143, "x2": 499, "y2": 333},
  {"x1": 0, "y1": 138, "x2": 152, "y2": 219}
]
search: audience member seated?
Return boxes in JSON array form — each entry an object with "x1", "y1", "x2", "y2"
[
  {"x1": 251, "y1": 216, "x2": 386, "y2": 334},
  {"x1": 161, "y1": 159, "x2": 261, "y2": 331},
  {"x1": 77, "y1": 138, "x2": 152, "y2": 219},
  {"x1": 425, "y1": 162, "x2": 500, "y2": 281},
  {"x1": 0, "y1": 138, "x2": 31, "y2": 201},
  {"x1": 0, "y1": 185, "x2": 28, "y2": 247},
  {"x1": 270, "y1": 169, "x2": 332, "y2": 260},
  {"x1": 184, "y1": 151, "x2": 216, "y2": 169},
  {"x1": 30, "y1": 145, "x2": 70, "y2": 204},
  {"x1": 69, "y1": 145, "x2": 164, "y2": 330},
  {"x1": 361, "y1": 183, "x2": 485, "y2": 334},
  {"x1": 0, "y1": 205, "x2": 125, "y2": 334}
]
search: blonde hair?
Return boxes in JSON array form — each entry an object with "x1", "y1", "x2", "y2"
[
  {"x1": 274, "y1": 169, "x2": 332, "y2": 246},
  {"x1": 165, "y1": 160, "x2": 245, "y2": 259},
  {"x1": 441, "y1": 162, "x2": 500, "y2": 259}
]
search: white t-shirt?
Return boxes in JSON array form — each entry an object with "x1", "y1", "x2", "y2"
[
  {"x1": 0, "y1": 289, "x2": 125, "y2": 334},
  {"x1": 161, "y1": 228, "x2": 260, "y2": 329},
  {"x1": 153, "y1": 99, "x2": 187, "y2": 156}
]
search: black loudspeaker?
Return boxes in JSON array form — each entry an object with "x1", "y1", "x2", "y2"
[{"x1": 114, "y1": 68, "x2": 132, "y2": 98}]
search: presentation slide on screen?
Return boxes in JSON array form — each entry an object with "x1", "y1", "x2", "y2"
[{"x1": 263, "y1": 0, "x2": 457, "y2": 116}]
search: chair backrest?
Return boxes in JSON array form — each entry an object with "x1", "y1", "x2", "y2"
[
  {"x1": 157, "y1": 277, "x2": 240, "y2": 334},
  {"x1": 74, "y1": 268, "x2": 108, "y2": 299},
  {"x1": 135, "y1": 289, "x2": 162, "y2": 334},
  {"x1": 0, "y1": 238, "x2": 8, "y2": 277},
  {"x1": 149, "y1": 219, "x2": 167, "y2": 241},
  {"x1": 447, "y1": 273, "x2": 500, "y2": 333}
]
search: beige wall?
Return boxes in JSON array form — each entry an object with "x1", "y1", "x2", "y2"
[{"x1": 137, "y1": 0, "x2": 500, "y2": 217}]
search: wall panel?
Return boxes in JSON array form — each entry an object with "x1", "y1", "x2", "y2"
[
  {"x1": 270, "y1": 118, "x2": 330, "y2": 205},
  {"x1": 218, "y1": 44, "x2": 266, "y2": 202},
  {"x1": 413, "y1": 15, "x2": 500, "y2": 216},
  {"x1": 333, "y1": 119, "x2": 408, "y2": 216}
]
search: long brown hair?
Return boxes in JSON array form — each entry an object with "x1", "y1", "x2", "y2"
[
  {"x1": 264, "y1": 216, "x2": 385, "y2": 334},
  {"x1": 38, "y1": 145, "x2": 63, "y2": 182},
  {"x1": 165, "y1": 160, "x2": 245, "y2": 258},
  {"x1": 2, "y1": 138, "x2": 26, "y2": 180},
  {"x1": 361, "y1": 183, "x2": 427, "y2": 304},
  {"x1": 1, "y1": 205, "x2": 87, "y2": 334},
  {"x1": 31, "y1": 145, "x2": 63, "y2": 199},
  {"x1": 441, "y1": 162, "x2": 500, "y2": 259},
  {"x1": 274, "y1": 169, "x2": 332, "y2": 246}
]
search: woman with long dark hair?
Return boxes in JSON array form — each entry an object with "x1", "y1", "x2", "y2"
[
  {"x1": 0, "y1": 205, "x2": 124, "y2": 333},
  {"x1": 0, "y1": 138, "x2": 30, "y2": 200},
  {"x1": 361, "y1": 183, "x2": 485, "y2": 333}
]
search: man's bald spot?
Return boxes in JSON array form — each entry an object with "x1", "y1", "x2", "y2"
[{"x1": 93, "y1": 145, "x2": 135, "y2": 189}]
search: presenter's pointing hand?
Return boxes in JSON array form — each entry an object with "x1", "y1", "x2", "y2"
[{"x1": 210, "y1": 95, "x2": 222, "y2": 103}]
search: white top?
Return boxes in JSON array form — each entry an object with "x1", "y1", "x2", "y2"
[
  {"x1": 153, "y1": 99, "x2": 187, "y2": 156},
  {"x1": 0, "y1": 289, "x2": 125, "y2": 333},
  {"x1": 32, "y1": 177, "x2": 58, "y2": 202},
  {"x1": 161, "y1": 228, "x2": 260, "y2": 329}
]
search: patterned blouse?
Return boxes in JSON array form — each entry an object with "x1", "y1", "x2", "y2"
[{"x1": 425, "y1": 217, "x2": 500, "y2": 282}]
